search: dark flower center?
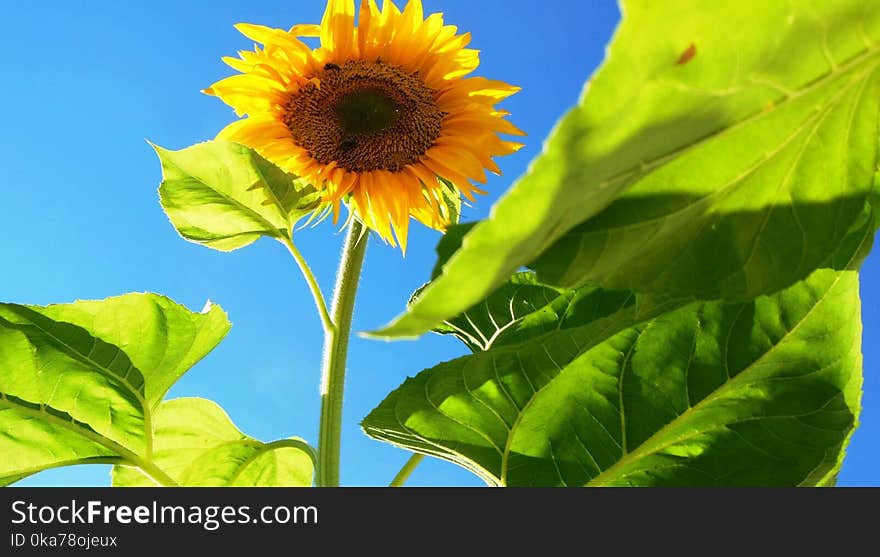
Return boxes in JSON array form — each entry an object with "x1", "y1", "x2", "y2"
[
  {"x1": 284, "y1": 60, "x2": 446, "y2": 173},
  {"x1": 336, "y1": 88, "x2": 399, "y2": 134}
]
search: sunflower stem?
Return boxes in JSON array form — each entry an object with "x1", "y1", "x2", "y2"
[
  {"x1": 317, "y1": 219, "x2": 368, "y2": 487},
  {"x1": 281, "y1": 236, "x2": 335, "y2": 334},
  {"x1": 389, "y1": 454, "x2": 424, "y2": 487}
]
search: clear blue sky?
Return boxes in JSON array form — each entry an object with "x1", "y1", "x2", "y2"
[{"x1": 2, "y1": 0, "x2": 877, "y2": 487}]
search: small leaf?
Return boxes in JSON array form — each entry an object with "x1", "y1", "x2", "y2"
[
  {"x1": 111, "y1": 398, "x2": 315, "y2": 487},
  {"x1": 374, "y1": 0, "x2": 880, "y2": 337},
  {"x1": 156, "y1": 140, "x2": 321, "y2": 252}
]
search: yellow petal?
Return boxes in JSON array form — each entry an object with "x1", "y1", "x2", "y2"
[
  {"x1": 204, "y1": 0, "x2": 521, "y2": 252},
  {"x1": 357, "y1": 0, "x2": 381, "y2": 56},
  {"x1": 290, "y1": 24, "x2": 321, "y2": 37},
  {"x1": 426, "y1": 146, "x2": 487, "y2": 183},
  {"x1": 321, "y1": 0, "x2": 357, "y2": 59}
]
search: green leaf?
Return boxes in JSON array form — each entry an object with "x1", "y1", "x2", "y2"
[
  {"x1": 0, "y1": 294, "x2": 229, "y2": 485},
  {"x1": 374, "y1": 0, "x2": 880, "y2": 337},
  {"x1": 430, "y1": 222, "x2": 475, "y2": 281},
  {"x1": 438, "y1": 178, "x2": 463, "y2": 229},
  {"x1": 36, "y1": 296, "x2": 231, "y2": 408},
  {"x1": 156, "y1": 140, "x2": 322, "y2": 252},
  {"x1": 365, "y1": 267, "x2": 862, "y2": 486},
  {"x1": 422, "y1": 224, "x2": 659, "y2": 351},
  {"x1": 111, "y1": 398, "x2": 315, "y2": 487},
  {"x1": 431, "y1": 272, "x2": 636, "y2": 353}
]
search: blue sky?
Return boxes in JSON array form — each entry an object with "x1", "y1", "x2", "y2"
[{"x1": 2, "y1": 0, "x2": 877, "y2": 487}]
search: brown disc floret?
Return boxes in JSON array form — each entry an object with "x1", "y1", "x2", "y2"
[{"x1": 284, "y1": 59, "x2": 446, "y2": 173}]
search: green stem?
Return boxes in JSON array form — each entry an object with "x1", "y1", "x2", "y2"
[
  {"x1": 317, "y1": 219, "x2": 368, "y2": 487},
  {"x1": 389, "y1": 454, "x2": 424, "y2": 487},
  {"x1": 265, "y1": 438, "x2": 321, "y2": 483},
  {"x1": 129, "y1": 455, "x2": 180, "y2": 487},
  {"x1": 281, "y1": 236, "x2": 335, "y2": 333}
]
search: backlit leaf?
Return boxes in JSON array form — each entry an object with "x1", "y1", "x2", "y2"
[
  {"x1": 0, "y1": 293, "x2": 314, "y2": 487},
  {"x1": 111, "y1": 398, "x2": 315, "y2": 487},
  {"x1": 363, "y1": 217, "x2": 872, "y2": 486},
  {"x1": 156, "y1": 140, "x2": 321, "y2": 252},
  {"x1": 375, "y1": 0, "x2": 880, "y2": 337}
]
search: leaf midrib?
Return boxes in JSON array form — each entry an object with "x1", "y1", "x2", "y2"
[
  {"x1": 12, "y1": 313, "x2": 153, "y2": 455},
  {"x1": 2, "y1": 395, "x2": 179, "y2": 486},
  {"x1": 637, "y1": 60, "x2": 877, "y2": 296},
  {"x1": 5, "y1": 457, "x2": 126, "y2": 481},
  {"x1": 162, "y1": 151, "x2": 285, "y2": 240},
  {"x1": 247, "y1": 153, "x2": 296, "y2": 233},
  {"x1": 592, "y1": 43, "x2": 880, "y2": 206},
  {"x1": 0, "y1": 395, "x2": 140, "y2": 472},
  {"x1": 576, "y1": 61, "x2": 878, "y2": 242},
  {"x1": 226, "y1": 439, "x2": 318, "y2": 486}
]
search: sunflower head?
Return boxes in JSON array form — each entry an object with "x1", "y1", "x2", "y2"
[{"x1": 205, "y1": 0, "x2": 524, "y2": 251}]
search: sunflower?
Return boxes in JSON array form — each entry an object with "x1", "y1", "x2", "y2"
[{"x1": 205, "y1": 0, "x2": 523, "y2": 251}]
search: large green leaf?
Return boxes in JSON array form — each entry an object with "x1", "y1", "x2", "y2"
[
  {"x1": 156, "y1": 140, "x2": 321, "y2": 252},
  {"x1": 0, "y1": 294, "x2": 313, "y2": 486},
  {"x1": 35, "y1": 295, "x2": 231, "y2": 409},
  {"x1": 0, "y1": 294, "x2": 315, "y2": 487},
  {"x1": 375, "y1": 0, "x2": 880, "y2": 338},
  {"x1": 363, "y1": 213, "x2": 870, "y2": 486},
  {"x1": 112, "y1": 398, "x2": 315, "y2": 487},
  {"x1": 0, "y1": 293, "x2": 229, "y2": 484}
]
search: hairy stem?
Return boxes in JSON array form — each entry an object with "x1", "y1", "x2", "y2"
[
  {"x1": 317, "y1": 219, "x2": 368, "y2": 487},
  {"x1": 281, "y1": 236, "x2": 335, "y2": 334},
  {"x1": 389, "y1": 454, "x2": 424, "y2": 487}
]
